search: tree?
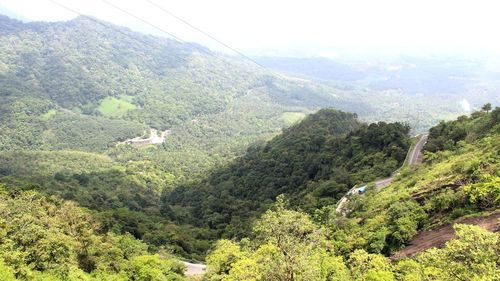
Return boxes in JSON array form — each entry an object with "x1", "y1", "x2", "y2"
[
  {"x1": 205, "y1": 196, "x2": 350, "y2": 281},
  {"x1": 386, "y1": 201, "x2": 427, "y2": 251},
  {"x1": 205, "y1": 240, "x2": 243, "y2": 280},
  {"x1": 394, "y1": 259, "x2": 428, "y2": 281},
  {"x1": 347, "y1": 249, "x2": 394, "y2": 281},
  {"x1": 0, "y1": 185, "x2": 186, "y2": 280},
  {"x1": 252, "y1": 195, "x2": 329, "y2": 280},
  {"x1": 482, "y1": 103, "x2": 492, "y2": 112},
  {"x1": 124, "y1": 255, "x2": 186, "y2": 281},
  {"x1": 319, "y1": 255, "x2": 351, "y2": 281},
  {"x1": 463, "y1": 175, "x2": 500, "y2": 208}
]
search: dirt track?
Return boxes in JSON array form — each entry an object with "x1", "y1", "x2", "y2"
[{"x1": 392, "y1": 212, "x2": 500, "y2": 260}]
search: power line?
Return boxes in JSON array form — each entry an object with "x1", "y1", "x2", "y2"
[
  {"x1": 101, "y1": 0, "x2": 235, "y2": 69},
  {"x1": 101, "y1": 0, "x2": 287, "y2": 79},
  {"x1": 99, "y1": 0, "x2": 275, "y2": 78},
  {"x1": 109, "y1": 1, "x2": 280, "y2": 83},
  {"x1": 101, "y1": 0, "x2": 189, "y2": 45},
  {"x1": 144, "y1": 0, "x2": 267, "y2": 69},
  {"x1": 100, "y1": 0, "x2": 275, "y2": 74},
  {"x1": 44, "y1": 0, "x2": 288, "y2": 126},
  {"x1": 46, "y1": 0, "x2": 243, "y2": 83},
  {"x1": 46, "y1": 0, "x2": 191, "y2": 65},
  {"x1": 48, "y1": 0, "x2": 293, "y2": 88}
]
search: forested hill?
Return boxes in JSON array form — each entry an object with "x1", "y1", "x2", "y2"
[
  {"x1": 0, "y1": 14, "x2": 382, "y2": 262},
  {"x1": 163, "y1": 109, "x2": 410, "y2": 237},
  {"x1": 202, "y1": 107, "x2": 500, "y2": 281},
  {"x1": 0, "y1": 14, "x2": 371, "y2": 152}
]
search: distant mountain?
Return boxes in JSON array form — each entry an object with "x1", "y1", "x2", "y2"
[
  {"x1": 255, "y1": 56, "x2": 366, "y2": 81},
  {"x1": 0, "y1": 14, "x2": 374, "y2": 153},
  {"x1": 257, "y1": 55, "x2": 500, "y2": 94},
  {"x1": 257, "y1": 56, "x2": 500, "y2": 121}
]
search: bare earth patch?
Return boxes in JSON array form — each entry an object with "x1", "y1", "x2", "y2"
[{"x1": 392, "y1": 212, "x2": 500, "y2": 260}]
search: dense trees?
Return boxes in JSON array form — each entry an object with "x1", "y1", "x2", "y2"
[
  {"x1": 318, "y1": 109, "x2": 500, "y2": 258},
  {"x1": 7, "y1": 180, "x2": 495, "y2": 280},
  {"x1": 1, "y1": 102, "x2": 497, "y2": 265},
  {"x1": 0, "y1": 14, "x2": 380, "y2": 155},
  {"x1": 386, "y1": 201, "x2": 427, "y2": 251},
  {"x1": 163, "y1": 109, "x2": 410, "y2": 237},
  {"x1": 424, "y1": 105, "x2": 500, "y2": 153},
  {"x1": 205, "y1": 197, "x2": 350, "y2": 281},
  {"x1": 0, "y1": 150, "x2": 214, "y2": 260},
  {"x1": 204, "y1": 108, "x2": 500, "y2": 279},
  {"x1": 205, "y1": 198, "x2": 500, "y2": 280},
  {"x1": 1, "y1": 14, "x2": 499, "y2": 276},
  {"x1": 0, "y1": 184, "x2": 186, "y2": 280},
  {"x1": 414, "y1": 224, "x2": 500, "y2": 280}
]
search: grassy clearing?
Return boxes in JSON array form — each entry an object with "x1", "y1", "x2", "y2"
[
  {"x1": 281, "y1": 111, "x2": 306, "y2": 125},
  {"x1": 41, "y1": 109, "x2": 57, "y2": 120},
  {"x1": 97, "y1": 95, "x2": 136, "y2": 117}
]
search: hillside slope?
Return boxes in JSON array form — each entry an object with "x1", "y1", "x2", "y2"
[
  {"x1": 325, "y1": 106, "x2": 500, "y2": 256},
  {"x1": 0, "y1": 14, "x2": 396, "y2": 192},
  {"x1": 163, "y1": 109, "x2": 411, "y2": 237},
  {"x1": 0, "y1": 14, "x2": 372, "y2": 153},
  {"x1": 202, "y1": 107, "x2": 500, "y2": 280}
]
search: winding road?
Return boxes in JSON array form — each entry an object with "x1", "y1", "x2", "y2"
[
  {"x1": 408, "y1": 133, "x2": 428, "y2": 166},
  {"x1": 183, "y1": 134, "x2": 429, "y2": 274},
  {"x1": 336, "y1": 134, "x2": 428, "y2": 214}
]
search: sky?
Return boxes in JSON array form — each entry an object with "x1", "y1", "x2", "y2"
[{"x1": 1, "y1": 0, "x2": 500, "y2": 58}]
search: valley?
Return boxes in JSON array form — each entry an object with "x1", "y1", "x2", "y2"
[{"x1": 0, "y1": 9, "x2": 498, "y2": 281}]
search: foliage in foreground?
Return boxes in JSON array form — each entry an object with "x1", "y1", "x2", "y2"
[
  {"x1": 205, "y1": 198, "x2": 500, "y2": 281},
  {"x1": 0, "y1": 184, "x2": 186, "y2": 280},
  {"x1": 205, "y1": 108, "x2": 500, "y2": 280},
  {"x1": 0, "y1": 148, "x2": 215, "y2": 261}
]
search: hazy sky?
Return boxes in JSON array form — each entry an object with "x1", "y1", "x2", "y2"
[{"x1": 1, "y1": 0, "x2": 500, "y2": 57}]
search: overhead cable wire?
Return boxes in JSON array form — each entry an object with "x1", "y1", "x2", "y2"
[
  {"x1": 46, "y1": 0, "x2": 190, "y2": 65},
  {"x1": 144, "y1": 0, "x2": 267, "y2": 69},
  {"x1": 101, "y1": 0, "x2": 284, "y2": 77}
]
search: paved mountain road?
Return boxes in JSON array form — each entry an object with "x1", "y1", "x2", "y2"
[
  {"x1": 336, "y1": 134, "x2": 428, "y2": 214},
  {"x1": 184, "y1": 134, "x2": 429, "y2": 273},
  {"x1": 408, "y1": 133, "x2": 428, "y2": 166}
]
